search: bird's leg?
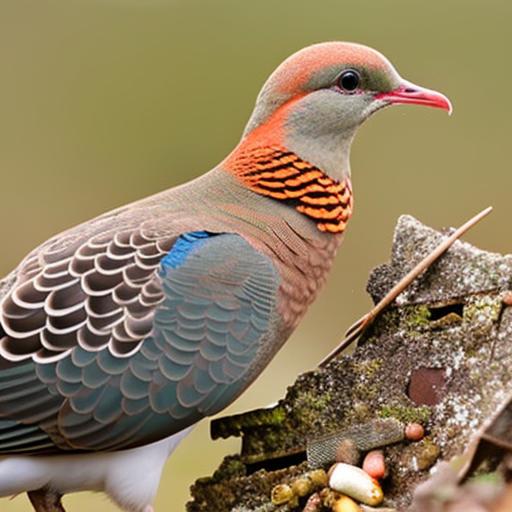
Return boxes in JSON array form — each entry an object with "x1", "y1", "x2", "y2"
[
  {"x1": 319, "y1": 206, "x2": 493, "y2": 367},
  {"x1": 27, "y1": 487, "x2": 66, "y2": 512}
]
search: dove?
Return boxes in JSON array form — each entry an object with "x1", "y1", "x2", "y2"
[{"x1": 0, "y1": 42, "x2": 451, "y2": 512}]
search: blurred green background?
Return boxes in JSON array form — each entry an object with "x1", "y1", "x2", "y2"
[{"x1": 0, "y1": 0, "x2": 510, "y2": 510}]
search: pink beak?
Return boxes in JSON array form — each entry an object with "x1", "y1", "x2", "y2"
[{"x1": 375, "y1": 80, "x2": 452, "y2": 115}]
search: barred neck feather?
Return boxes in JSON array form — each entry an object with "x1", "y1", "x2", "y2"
[{"x1": 223, "y1": 146, "x2": 353, "y2": 234}]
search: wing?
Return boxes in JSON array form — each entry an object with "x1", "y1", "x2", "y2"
[
  {"x1": 1, "y1": 227, "x2": 174, "y2": 361},
  {"x1": 0, "y1": 231, "x2": 279, "y2": 453}
]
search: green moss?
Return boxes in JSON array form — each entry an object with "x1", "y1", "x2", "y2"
[
  {"x1": 370, "y1": 308, "x2": 401, "y2": 336},
  {"x1": 351, "y1": 359, "x2": 383, "y2": 401},
  {"x1": 352, "y1": 358, "x2": 383, "y2": 378},
  {"x1": 288, "y1": 390, "x2": 337, "y2": 437},
  {"x1": 241, "y1": 425, "x2": 292, "y2": 459},
  {"x1": 351, "y1": 401, "x2": 372, "y2": 422},
  {"x1": 378, "y1": 404, "x2": 431, "y2": 424},
  {"x1": 465, "y1": 347, "x2": 478, "y2": 358},
  {"x1": 403, "y1": 305, "x2": 431, "y2": 331},
  {"x1": 293, "y1": 391, "x2": 332, "y2": 415},
  {"x1": 211, "y1": 406, "x2": 287, "y2": 439},
  {"x1": 211, "y1": 455, "x2": 247, "y2": 482}
]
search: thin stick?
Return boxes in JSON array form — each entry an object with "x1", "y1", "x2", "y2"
[{"x1": 319, "y1": 206, "x2": 493, "y2": 367}]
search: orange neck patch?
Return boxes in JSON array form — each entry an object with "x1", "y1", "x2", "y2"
[{"x1": 225, "y1": 146, "x2": 353, "y2": 234}]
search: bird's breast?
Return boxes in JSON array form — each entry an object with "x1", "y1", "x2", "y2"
[{"x1": 274, "y1": 231, "x2": 342, "y2": 334}]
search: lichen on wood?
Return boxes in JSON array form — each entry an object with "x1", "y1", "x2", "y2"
[{"x1": 187, "y1": 215, "x2": 512, "y2": 512}]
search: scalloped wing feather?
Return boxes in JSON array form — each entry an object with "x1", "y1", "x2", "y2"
[
  {"x1": 0, "y1": 227, "x2": 174, "y2": 362},
  {"x1": 0, "y1": 232, "x2": 279, "y2": 453}
]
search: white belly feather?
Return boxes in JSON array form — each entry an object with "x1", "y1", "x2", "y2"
[{"x1": 0, "y1": 429, "x2": 192, "y2": 512}]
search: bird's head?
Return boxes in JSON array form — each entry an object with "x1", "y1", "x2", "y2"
[
  {"x1": 239, "y1": 42, "x2": 451, "y2": 180},
  {"x1": 223, "y1": 42, "x2": 451, "y2": 235}
]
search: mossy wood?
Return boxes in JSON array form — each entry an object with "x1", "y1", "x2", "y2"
[{"x1": 187, "y1": 215, "x2": 512, "y2": 512}]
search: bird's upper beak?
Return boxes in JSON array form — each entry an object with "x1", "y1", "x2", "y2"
[{"x1": 375, "y1": 80, "x2": 453, "y2": 115}]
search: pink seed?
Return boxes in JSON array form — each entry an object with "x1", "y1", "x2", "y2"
[
  {"x1": 405, "y1": 423, "x2": 425, "y2": 441},
  {"x1": 362, "y1": 450, "x2": 386, "y2": 480},
  {"x1": 503, "y1": 291, "x2": 512, "y2": 306}
]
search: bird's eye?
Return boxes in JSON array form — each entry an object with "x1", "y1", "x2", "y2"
[{"x1": 337, "y1": 70, "x2": 360, "y2": 93}]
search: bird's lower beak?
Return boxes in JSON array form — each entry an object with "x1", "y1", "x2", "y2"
[{"x1": 375, "y1": 80, "x2": 453, "y2": 115}]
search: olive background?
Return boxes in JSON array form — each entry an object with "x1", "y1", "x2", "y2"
[{"x1": 0, "y1": 0, "x2": 510, "y2": 510}]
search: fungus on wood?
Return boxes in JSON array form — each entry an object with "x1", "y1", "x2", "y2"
[{"x1": 187, "y1": 215, "x2": 512, "y2": 512}]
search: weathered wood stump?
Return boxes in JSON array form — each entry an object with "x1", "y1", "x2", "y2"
[{"x1": 187, "y1": 215, "x2": 512, "y2": 512}]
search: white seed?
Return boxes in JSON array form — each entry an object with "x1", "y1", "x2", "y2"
[{"x1": 329, "y1": 463, "x2": 384, "y2": 506}]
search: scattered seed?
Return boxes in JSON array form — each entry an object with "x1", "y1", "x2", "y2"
[
  {"x1": 332, "y1": 495, "x2": 361, "y2": 512},
  {"x1": 329, "y1": 463, "x2": 384, "y2": 506},
  {"x1": 405, "y1": 423, "x2": 425, "y2": 442},
  {"x1": 308, "y1": 468, "x2": 329, "y2": 488},
  {"x1": 362, "y1": 450, "x2": 386, "y2": 480},
  {"x1": 320, "y1": 488, "x2": 341, "y2": 508},
  {"x1": 288, "y1": 495, "x2": 299, "y2": 509},
  {"x1": 270, "y1": 483, "x2": 293, "y2": 505},
  {"x1": 291, "y1": 477, "x2": 311, "y2": 497}
]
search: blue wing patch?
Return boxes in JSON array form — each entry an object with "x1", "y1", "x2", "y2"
[{"x1": 160, "y1": 231, "x2": 211, "y2": 271}]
